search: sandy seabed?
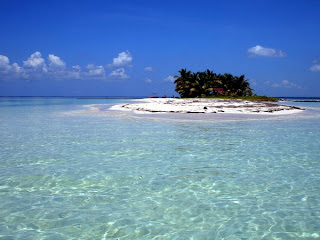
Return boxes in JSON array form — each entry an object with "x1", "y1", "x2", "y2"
[{"x1": 110, "y1": 98, "x2": 304, "y2": 116}]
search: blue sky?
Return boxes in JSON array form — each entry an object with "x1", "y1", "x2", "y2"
[{"x1": 0, "y1": 0, "x2": 320, "y2": 97}]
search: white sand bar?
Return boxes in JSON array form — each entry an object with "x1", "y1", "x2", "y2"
[{"x1": 110, "y1": 98, "x2": 304, "y2": 115}]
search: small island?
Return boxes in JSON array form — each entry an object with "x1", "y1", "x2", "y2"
[{"x1": 112, "y1": 69, "x2": 304, "y2": 115}]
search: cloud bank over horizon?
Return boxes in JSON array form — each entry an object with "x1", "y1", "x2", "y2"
[{"x1": 0, "y1": 51, "x2": 132, "y2": 81}]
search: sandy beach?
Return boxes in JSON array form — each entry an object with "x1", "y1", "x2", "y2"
[{"x1": 110, "y1": 98, "x2": 304, "y2": 115}]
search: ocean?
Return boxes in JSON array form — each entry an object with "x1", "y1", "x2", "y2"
[{"x1": 0, "y1": 97, "x2": 320, "y2": 239}]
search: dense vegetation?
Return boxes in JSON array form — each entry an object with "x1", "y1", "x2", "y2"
[{"x1": 174, "y1": 69, "x2": 253, "y2": 98}]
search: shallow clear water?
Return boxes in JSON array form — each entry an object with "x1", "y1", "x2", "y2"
[{"x1": 0, "y1": 98, "x2": 320, "y2": 239}]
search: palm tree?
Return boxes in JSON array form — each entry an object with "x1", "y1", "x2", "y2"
[
  {"x1": 232, "y1": 75, "x2": 252, "y2": 96},
  {"x1": 174, "y1": 69, "x2": 253, "y2": 97},
  {"x1": 174, "y1": 69, "x2": 193, "y2": 97},
  {"x1": 203, "y1": 69, "x2": 216, "y2": 96},
  {"x1": 219, "y1": 73, "x2": 233, "y2": 96}
]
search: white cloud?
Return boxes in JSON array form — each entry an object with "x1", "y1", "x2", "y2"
[
  {"x1": 86, "y1": 64, "x2": 105, "y2": 78},
  {"x1": 0, "y1": 55, "x2": 23, "y2": 80},
  {"x1": 309, "y1": 63, "x2": 320, "y2": 72},
  {"x1": 86, "y1": 64, "x2": 95, "y2": 70},
  {"x1": 48, "y1": 54, "x2": 66, "y2": 70},
  {"x1": 0, "y1": 55, "x2": 11, "y2": 72},
  {"x1": 164, "y1": 75, "x2": 175, "y2": 82},
  {"x1": 271, "y1": 80, "x2": 302, "y2": 89},
  {"x1": 72, "y1": 65, "x2": 81, "y2": 71},
  {"x1": 109, "y1": 51, "x2": 132, "y2": 67},
  {"x1": 109, "y1": 68, "x2": 128, "y2": 79},
  {"x1": 11, "y1": 63, "x2": 22, "y2": 73},
  {"x1": 68, "y1": 65, "x2": 81, "y2": 79},
  {"x1": 23, "y1": 51, "x2": 47, "y2": 72},
  {"x1": 145, "y1": 78, "x2": 152, "y2": 83},
  {"x1": 144, "y1": 66, "x2": 153, "y2": 72},
  {"x1": 248, "y1": 45, "x2": 286, "y2": 58}
]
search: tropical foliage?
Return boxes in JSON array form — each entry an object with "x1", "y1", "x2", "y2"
[{"x1": 174, "y1": 69, "x2": 253, "y2": 98}]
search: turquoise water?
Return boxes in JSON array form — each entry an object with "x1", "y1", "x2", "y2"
[{"x1": 0, "y1": 98, "x2": 320, "y2": 240}]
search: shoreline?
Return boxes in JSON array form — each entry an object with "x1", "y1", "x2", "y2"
[{"x1": 110, "y1": 98, "x2": 304, "y2": 115}]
